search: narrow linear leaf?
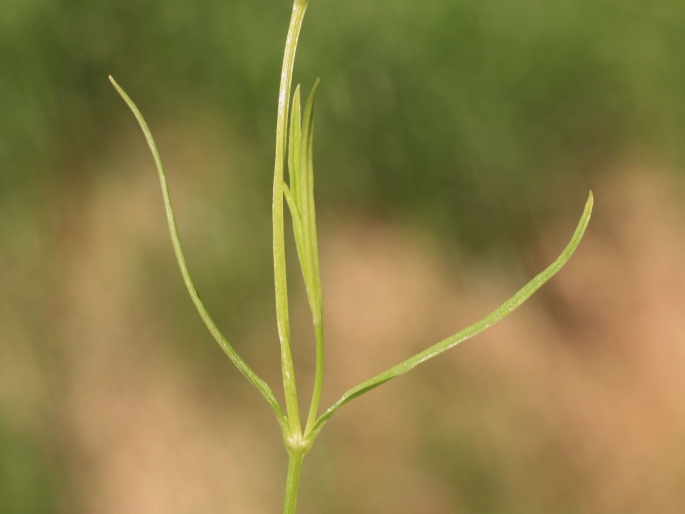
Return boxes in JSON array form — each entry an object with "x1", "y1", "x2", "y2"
[
  {"x1": 284, "y1": 80, "x2": 326, "y2": 434},
  {"x1": 109, "y1": 76, "x2": 287, "y2": 429},
  {"x1": 298, "y1": 79, "x2": 326, "y2": 433},
  {"x1": 299, "y1": 79, "x2": 322, "y2": 314},
  {"x1": 300, "y1": 79, "x2": 320, "y2": 211},
  {"x1": 284, "y1": 80, "x2": 323, "y2": 320},
  {"x1": 283, "y1": 182, "x2": 309, "y2": 274},
  {"x1": 311, "y1": 192, "x2": 594, "y2": 437},
  {"x1": 288, "y1": 85, "x2": 302, "y2": 205}
]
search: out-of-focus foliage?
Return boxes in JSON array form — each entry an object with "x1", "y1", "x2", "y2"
[
  {"x1": 0, "y1": 418, "x2": 57, "y2": 514},
  {"x1": 2, "y1": 1, "x2": 685, "y2": 513},
  {"x1": 3, "y1": 0, "x2": 685, "y2": 245}
]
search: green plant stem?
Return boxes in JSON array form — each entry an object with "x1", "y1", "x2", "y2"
[
  {"x1": 283, "y1": 452, "x2": 304, "y2": 514},
  {"x1": 283, "y1": 451, "x2": 305, "y2": 514},
  {"x1": 274, "y1": 0, "x2": 309, "y2": 437}
]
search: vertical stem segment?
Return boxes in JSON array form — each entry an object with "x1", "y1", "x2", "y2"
[
  {"x1": 283, "y1": 452, "x2": 305, "y2": 514},
  {"x1": 274, "y1": 0, "x2": 309, "y2": 436}
]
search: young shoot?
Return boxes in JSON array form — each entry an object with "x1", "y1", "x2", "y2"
[{"x1": 110, "y1": 0, "x2": 593, "y2": 512}]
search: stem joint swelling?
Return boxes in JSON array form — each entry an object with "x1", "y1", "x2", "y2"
[
  {"x1": 283, "y1": 428, "x2": 313, "y2": 457},
  {"x1": 110, "y1": 0, "x2": 593, "y2": 511}
]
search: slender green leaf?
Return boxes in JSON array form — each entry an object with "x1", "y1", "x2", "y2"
[
  {"x1": 283, "y1": 182, "x2": 308, "y2": 272},
  {"x1": 310, "y1": 192, "x2": 594, "y2": 437},
  {"x1": 298, "y1": 80, "x2": 326, "y2": 434},
  {"x1": 109, "y1": 76, "x2": 287, "y2": 430},
  {"x1": 300, "y1": 79, "x2": 322, "y2": 314},
  {"x1": 283, "y1": 79, "x2": 326, "y2": 435},
  {"x1": 288, "y1": 85, "x2": 302, "y2": 206},
  {"x1": 284, "y1": 80, "x2": 323, "y2": 316}
]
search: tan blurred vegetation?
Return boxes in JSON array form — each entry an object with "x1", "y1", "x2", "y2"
[{"x1": 3, "y1": 0, "x2": 685, "y2": 513}]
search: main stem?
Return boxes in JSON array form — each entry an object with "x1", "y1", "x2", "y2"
[
  {"x1": 274, "y1": 0, "x2": 309, "y2": 437},
  {"x1": 283, "y1": 451, "x2": 305, "y2": 514},
  {"x1": 277, "y1": 1, "x2": 310, "y2": 513}
]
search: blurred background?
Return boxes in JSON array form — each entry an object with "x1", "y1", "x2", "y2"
[{"x1": 2, "y1": 0, "x2": 685, "y2": 512}]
